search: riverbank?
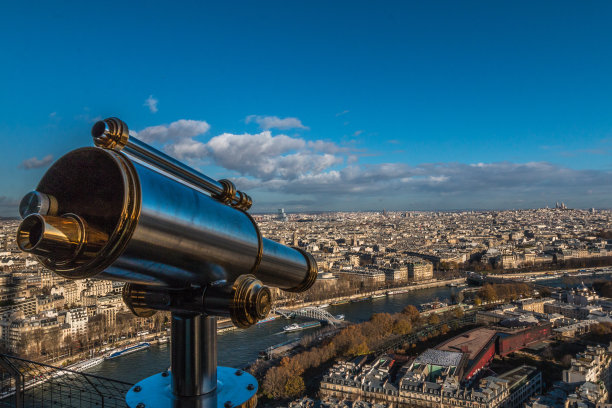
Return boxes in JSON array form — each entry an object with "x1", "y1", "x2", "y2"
[
  {"x1": 276, "y1": 277, "x2": 466, "y2": 311},
  {"x1": 487, "y1": 266, "x2": 612, "y2": 280}
]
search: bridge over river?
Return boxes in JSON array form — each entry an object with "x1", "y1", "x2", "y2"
[{"x1": 274, "y1": 306, "x2": 345, "y2": 326}]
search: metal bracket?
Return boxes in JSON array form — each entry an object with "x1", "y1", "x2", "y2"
[{"x1": 125, "y1": 368, "x2": 257, "y2": 408}]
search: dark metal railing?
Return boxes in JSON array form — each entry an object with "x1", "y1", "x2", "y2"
[{"x1": 0, "y1": 354, "x2": 132, "y2": 407}]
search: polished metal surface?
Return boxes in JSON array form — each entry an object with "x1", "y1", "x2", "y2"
[
  {"x1": 16, "y1": 213, "x2": 108, "y2": 267},
  {"x1": 121, "y1": 284, "x2": 159, "y2": 318},
  {"x1": 17, "y1": 146, "x2": 316, "y2": 291},
  {"x1": 171, "y1": 314, "x2": 217, "y2": 397},
  {"x1": 91, "y1": 117, "x2": 129, "y2": 151},
  {"x1": 16, "y1": 214, "x2": 83, "y2": 259}
]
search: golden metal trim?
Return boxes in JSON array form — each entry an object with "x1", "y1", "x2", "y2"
[
  {"x1": 229, "y1": 275, "x2": 271, "y2": 329},
  {"x1": 92, "y1": 117, "x2": 130, "y2": 151},
  {"x1": 122, "y1": 284, "x2": 158, "y2": 318}
]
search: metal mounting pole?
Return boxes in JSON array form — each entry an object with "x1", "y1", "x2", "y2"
[
  {"x1": 171, "y1": 314, "x2": 217, "y2": 398},
  {"x1": 126, "y1": 312, "x2": 257, "y2": 408}
]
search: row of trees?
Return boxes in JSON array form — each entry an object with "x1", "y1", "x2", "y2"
[
  {"x1": 280, "y1": 273, "x2": 437, "y2": 305},
  {"x1": 473, "y1": 282, "x2": 533, "y2": 304},
  {"x1": 467, "y1": 255, "x2": 612, "y2": 274},
  {"x1": 259, "y1": 305, "x2": 464, "y2": 400}
]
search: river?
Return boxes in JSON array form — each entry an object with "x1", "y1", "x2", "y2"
[{"x1": 85, "y1": 285, "x2": 458, "y2": 384}]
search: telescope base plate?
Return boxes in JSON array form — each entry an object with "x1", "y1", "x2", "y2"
[{"x1": 126, "y1": 366, "x2": 258, "y2": 408}]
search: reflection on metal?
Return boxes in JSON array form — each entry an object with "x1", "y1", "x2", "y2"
[
  {"x1": 171, "y1": 314, "x2": 218, "y2": 397},
  {"x1": 16, "y1": 115, "x2": 318, "y2": 408},
  {"x1": 16, "y1": 213, "x2": 108, "y2": 265},
  {"x1": 122, "y1": 284, "x2": 159, "y2": 318},
  {"x1": 17, "y1": 146, "x2": 313, "y2": 291}
]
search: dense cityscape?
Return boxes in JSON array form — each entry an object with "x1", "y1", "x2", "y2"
[{"x1": 1, "y1": 206, "x2": 611, "y2": 407}]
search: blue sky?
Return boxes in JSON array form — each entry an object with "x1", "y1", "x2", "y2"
[{"x1": 1, "y1": 1, "x2": 612, "y2": 215}]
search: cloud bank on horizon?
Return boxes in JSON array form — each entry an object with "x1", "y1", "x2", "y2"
[
  {"x1": 131, "y1": 117, "x2": 612, "y2": 212},
  {"x1": 20, "y1": 155, "x2": 54, "y2": 170}
]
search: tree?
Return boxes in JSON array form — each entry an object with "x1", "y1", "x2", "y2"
[
  {"x1": 401, "y1": 305, "x2": 421, "y2": 322},
  {"x1": 284, "y1": 375, "x2": 305, "y2": 397},
  {"x1": 347, "y1": 341, "x2": 369, "y2": 356},
  {"x1": 392, "y1": 317, "x2": 412, "y2": 335},
  {"x1": 479, "y1": 284, "x2": 497, "y2": 302},
  {"x1": 428, "y1": 314, "x2": 440, "y2": 325},
  {"x1": 262, "y1": 366, "x2": 286, "y2": 399},
  {"x1": 370, "y1": 313, "x2": 394, "y2": 334}
]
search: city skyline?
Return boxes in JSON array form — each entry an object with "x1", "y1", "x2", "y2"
[{"x1": 2, "y1": 1, "x2": 612, "y2": 216}]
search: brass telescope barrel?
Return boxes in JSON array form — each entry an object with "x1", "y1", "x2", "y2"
[
  {"x1": 16, "y1": 118, "x2": 317, "y2": 293},
  {"x1": 91, "y1": 118, "x2": 252, "y2": 211}
]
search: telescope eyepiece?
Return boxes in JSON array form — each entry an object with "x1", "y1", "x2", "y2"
[
  {"x1": 17, "y1": 212, "x2": 109, "y2": 269},
  {"x1": 17, "y1": 214, "x2": 84, "y2": 260}
]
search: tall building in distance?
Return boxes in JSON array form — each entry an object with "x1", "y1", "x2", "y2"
[{"x1": 277, "y1": 208, "x2": 288, "y2": 222}]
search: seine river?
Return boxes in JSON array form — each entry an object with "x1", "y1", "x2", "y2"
[
  {"x1": 85, "y1": 285, "x2": 457, "y2": 384},
  {"x1": 84, "y1": 271, "x2": 612, "y2": 384}
]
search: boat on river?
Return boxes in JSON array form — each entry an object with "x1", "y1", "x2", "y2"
[
  {"x1": 105, "y1": 342, "x2": 150, "y2": 360},
  {"x1": 66, "y1": 357, "x2": 104, "y2": 373},
  {"x1": 283, "y1": 321, "x2": 321, "y2": 332}
]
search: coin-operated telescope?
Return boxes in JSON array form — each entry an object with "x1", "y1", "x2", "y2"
[{"x1": 16, "y1": 117, "x2": 317, "y2": 408}]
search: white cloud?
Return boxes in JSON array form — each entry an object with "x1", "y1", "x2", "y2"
[
  {"x1": 144, "y1": 95, "x2": 159, "y2": 113},
  {"x1": 134, "y1": 119, "x2": 612, "y2": 211},
  {"x1": 135, "y1": 119, "x2": 210, "y2": 143},
  {"x1": 20, "y1": 155, "x2": 54, "y2": 169},
  {"x1": 204, "y1": 131, "x2": 342, "y2": 179},
  {"x1": 335, "y1": 110, "x2": 350, "y2": 117},
  {"x1": 245, "y1": 115, "x2": 307, "y2": 130},
  {"x1": 136, "y1": 120, "x2": 344, "y2": 178},
  {"x1": 164, "y1": 138, "x2": 208, "y2": 160},
  {"x1": 49, "y1": 112, "x2": 57, "y2": 118},
  {"x1": 234, "y1": 160, "x2": 612, "y2": 211}
]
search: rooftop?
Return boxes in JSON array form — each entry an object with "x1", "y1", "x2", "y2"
[
  {"x1": 435, "y1": 328, "x2": 497, "y2": 361},
  {"x1": 414, "y1": 348, "x2": 463, "y2": 368}
]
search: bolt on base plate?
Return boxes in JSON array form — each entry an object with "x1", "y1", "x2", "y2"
[{"x1": 126, "y1": 367, "x2": 258, "y2": 408}]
